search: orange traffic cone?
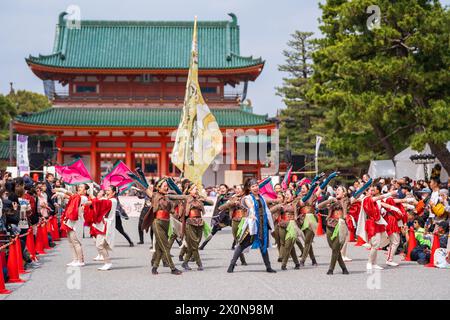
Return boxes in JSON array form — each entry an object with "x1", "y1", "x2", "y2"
[
  {"x1": 41, "y1": 223, "x2": 51, "y2": 250},
  {"x1": 51, "y1": 217, "x2": 60, "y2": 241},
  {"x1": 425, "y1": 233, "x2": 440, "y2": 268},
  {"x1": 6, "y1": 240, "x2": 25, "y2": 283},
  {"x1": 316, "y1": 214, "x2": 324, "y2": 236},
  {"x1": 0, "y1": 251, "x2": 6, "y2": 267},
  {"x1": 26, "y1": 228, "x2": 37, "y2": 261},
  {"x1": 355, "y1": 236, "x2": 365, "y2": 246},
  {"x1": 0, "y1": 251, "x2": 11, "y2": 294},
  {"x1": 404, "y1": 227, "x2": 417, "y2": 262},
  {"x1": 35, "y1": 225, "x2": 46, "y2": 255},
  {"x1": 15, "y1": 237, "x2": 28, "y2": 275}
]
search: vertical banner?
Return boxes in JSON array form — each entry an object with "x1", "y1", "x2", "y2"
[
  {"x1": 315, "y1": 136, "x2": 323, "y2": 174},
  {"x1": 16, "y1": 135, "x2": 30, "y2": 175}
]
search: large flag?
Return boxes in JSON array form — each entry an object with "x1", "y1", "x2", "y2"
[
  {"x1": 101, "y1": 161, "x2": 134, "y2": 192},
  {"x1": 281, "y1": 165, "x2": 293, "y2": 190},
  {"x1": 171, "y1": 17, "x2": 223, "y2": 187},
  {"x1": 55, "y1": 158, "x2": 92, "y2": 185},
  {"x1": 259, "y1": 177, "x2": 277, "y2": 200}
]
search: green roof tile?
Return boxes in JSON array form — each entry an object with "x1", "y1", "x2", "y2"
[
  {"x1": 15, "y1": 108, "x2": 269, "y2": 128},
  {"x1": 0, "y1": 141, "x2": 12, "y2": 160},
  {"x1": 26, "y1": 13, "x2": 264, "y2": 70}
]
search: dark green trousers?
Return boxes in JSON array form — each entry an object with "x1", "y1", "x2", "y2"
[
  {"x1": 184, "y1": 224, "x2": 203, "y2": 266},
  {"x1": 326, "y1": 226, "x2": 346, "y2": 272},
  {"x1": 232, "y1": 220, "x2": 246, "y2": 264},
  {"x1": 300, "y1": 228, "x2": 316, "y2": 263},
  {"x1": 151, "y1": 219, "x2": 175, "y2": 270}
]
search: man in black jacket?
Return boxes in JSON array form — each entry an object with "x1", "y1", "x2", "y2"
[{"x1": 45, "y1": 173, "x2": 56, "y2": 215}]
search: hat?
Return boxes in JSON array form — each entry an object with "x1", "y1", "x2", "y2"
[
  {"x1": 439, "y1": 189, "x2": 449, "y2": 196},
  {"x1": 418, "y1": 188, "x2": 432, "y2": 194}
]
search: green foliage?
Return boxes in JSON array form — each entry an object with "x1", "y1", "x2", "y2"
[
  {"x1": 307, "y1": 0, "x2": 450, "y2": 170},
  {"x1": 276, "y1": 31, "x2": 328, "y2": 171},
  {"x1": 8, "y1": 90, "x2": 51, "y2": 114},
  {"x1": 0, "y1": 95, "x2": 16, "y2": 140},
  {"x1": 0, "y1": 89, "x2": 50, "y2": 142}
]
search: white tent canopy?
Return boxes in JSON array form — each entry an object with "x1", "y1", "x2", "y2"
[
  {"x1": 368, "y1": 160, "x2": 396, "y2": 179},
  {"x1": 393, "y1": 142, "x2": 449, "y2": 181}
]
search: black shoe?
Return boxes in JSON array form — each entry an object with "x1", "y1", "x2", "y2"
[
  {"x1": 227, "y1": 264, "x2": 235, "y2": 273},
  {"x1": 198, "y1": 265, "x2": 204, "y2": 271},
  {"x1": 312, "y1": 259, "x2": 318, "y2": 266},
  {"x1": 342, "y1": 269, "x2": 349, "y2": 275},
  {"x1": 277, "y1": 258, "x2": 282, "y2": 263},
  {"x1": 137, "y1": 241, "x2": 144, "y2": 245},
  {"x1": 241, "y1": 261, "x2": 248, "y2": 266},
  {"x1": 294, "y1": 264, "x2": 300, "y2": 270},
  {"x1": 266, "y1": 268, "x2": 277, "y2": 273},
  {"x1": 182, "y1": 262, "x2": 191, "y2": 271},
  {"x1": 171, "y1": 268, "x2": 182, "y2": 275},
  {"x1": 151, "y1": 267, "x2": 158, "y2": 275},
  {"x1": 231, "y1": 245, "x2": 235, "y2": 250},
  {"x1": 281, "y1": 265, "x2": 287, "y2": 271},
  {"x1": 129, "y1": 242, "x2": 134, "y2": 247},
  {"x1": 327, "y1": 269, "x2": 333, "y2": 275}
]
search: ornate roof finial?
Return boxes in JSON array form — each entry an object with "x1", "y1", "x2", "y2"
[
  {"x1": 9, "y1": 82, "x2": 15, "y2": 95},
  {"x1": 228, "y1": 13, "x2": 238, "y2": 26}
]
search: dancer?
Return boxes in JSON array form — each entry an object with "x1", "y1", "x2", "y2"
[
  {"x1": 227, "y1": 178, "x2": 276, "y2": 273},
  {"x1": 217, "y1": 184, "x2": 247, "y2": 265},
  {"x1": 181, "y1": 183, "x2": 213, "y2": 271},
  {"x1": 356, "y1": 186, "x2": 390, "y2": 271},
  {"x1": 115, "y1": 197, "x2": 134, "y2": 247},
  {"x1": 137, "y1": 187, "x2": 152, "y2": 245},
  {"x1": 274, "y1": 189, "x2": 300, "y2": 270},
  {"x1": 317, "y1": 186, "x2": 350, "y2": 275},
  {"x1": 269, "y1": 192, "x2": 284, "y2": 259},
  {"x1": 90, "y1": 186, "x2": 117, "y2": 271},
  {"x1": 199, "y1": 184, "x2": 231, "y2": 250},
  {"x1": 148, "y1": 179, "x2": 183, "y2": 275},
  {"x1": 380, "y1": 197, "x2": 407, "y2": 267},
  {"x1": 60, "y1": 184, "x2": 89, "y2": 267},
  {"x1": 296, "y1": 172, "x2": 337, "y2": 267}
]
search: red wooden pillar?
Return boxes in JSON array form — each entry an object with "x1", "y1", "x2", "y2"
[
  {"x1": 125, "y1": 132, "x2": 133, "y2": 171},
  {"x1": 231, "y1": 133, "x2": 238, "y2": 171},
  {"x1": 160, "y1": 132, "x2": 168, "y2": 177},
  {"x1": 90, "y1": 132, "x2": 98, "y2": 182}
]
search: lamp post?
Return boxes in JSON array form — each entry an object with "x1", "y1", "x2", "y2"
[{"x1": 410, "y1": 153, "x2": 436, "y2": 181}]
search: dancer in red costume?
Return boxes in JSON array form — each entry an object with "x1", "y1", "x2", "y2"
[{"x1": 60, "y1": 184, "x2": 89, "y2": 267}]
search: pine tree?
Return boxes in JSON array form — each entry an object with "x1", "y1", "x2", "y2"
[{"x1": 276, "y1": 31, "x2": 327, "y2": 172}]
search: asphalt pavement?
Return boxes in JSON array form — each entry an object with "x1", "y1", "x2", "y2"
[{"x1": 2, "y1": 217, "x2": 449, "y2": 300}]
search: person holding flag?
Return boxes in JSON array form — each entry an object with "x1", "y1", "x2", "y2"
[{"x1": 60, "y1": 183, "x2": 90, "y2": 267}]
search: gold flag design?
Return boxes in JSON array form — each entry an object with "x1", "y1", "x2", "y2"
[{"x1": 171, "y1": 17, "x2": 223, "y2": 186}]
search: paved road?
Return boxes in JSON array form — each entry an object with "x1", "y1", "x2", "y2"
[{"x1": 2, "y1": 217, "x2": 449, "y2": 300}]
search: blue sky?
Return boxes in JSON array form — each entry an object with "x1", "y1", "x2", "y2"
[{"x1": 1, "y1": 0, "x2": 449, "y2": 117}]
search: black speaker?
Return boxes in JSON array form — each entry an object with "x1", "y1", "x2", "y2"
[
  {"x1": 291, "y1": 155, "x2": 305, "y2": 171},
  {"x1": 29, "y1": 153, "x2": 46, "y2": 171}
]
